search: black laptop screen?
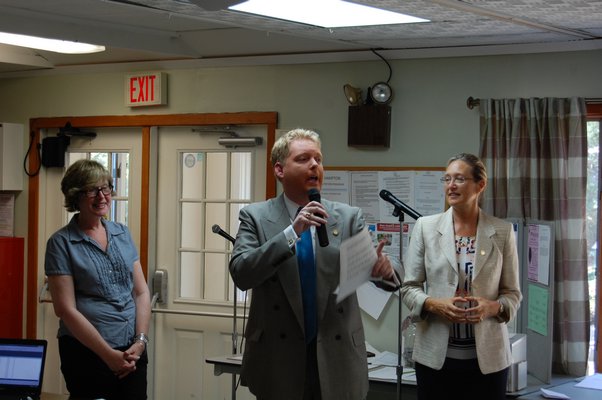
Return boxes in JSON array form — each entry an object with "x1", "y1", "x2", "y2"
[{"x1": 0, "y1": 340, "x2": 46, "y2": 393}]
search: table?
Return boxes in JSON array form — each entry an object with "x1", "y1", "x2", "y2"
[
  {"x1": 516, "y1": 378, "x2": 600, "y2": 400},
  {"x1": 206, "y1": 355, "x2": 419, "y2": 400},
  {"x1": 206, "y1": 355, "x2": 242, "y2": 400},
  {"x1": 206, "y1": 356, "x2": 590, "y2": 400},
  {"x1": 206, "y1": 354, "x2": 243, "y2": 376}
]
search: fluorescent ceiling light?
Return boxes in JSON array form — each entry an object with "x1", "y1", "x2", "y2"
[
  {"x1": 0, "y1": 32, "x2": 105, "y2": 54},
  {"x1": 229, "y1": 0, "x2": 429, "y2": 28}
]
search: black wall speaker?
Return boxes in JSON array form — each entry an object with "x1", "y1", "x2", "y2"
[
  {"x1": 347, "y1": 104, "x2": 391, "y2": 147},
  {"x1": 42, "y1": 135, "x2": 70, "y2": 167}
]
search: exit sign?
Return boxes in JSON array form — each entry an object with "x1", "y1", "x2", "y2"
[{"x1": 125, "y1": 72, "x2": 167, "y2": 107}]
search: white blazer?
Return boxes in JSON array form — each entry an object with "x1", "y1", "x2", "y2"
[{"x1": 401, "y1": 208, "x2": 522, "y2": 374}]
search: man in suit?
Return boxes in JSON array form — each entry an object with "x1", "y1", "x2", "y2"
[{"x1": 229, "y1": 128, "x2": 398, "y2": 400}]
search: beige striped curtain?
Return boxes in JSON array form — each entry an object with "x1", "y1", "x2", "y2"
[{"x1": 478, "y1": 97, "x2": 589, "y2": 376}]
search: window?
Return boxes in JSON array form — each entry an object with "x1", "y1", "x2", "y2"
[
  {"x1": 67, "y1": 152, "x2": 130, "y2": 225},
  {"x1": 586, "y1": 102, "x2": 602, "y2": 374},
  {"x1": 178, "y1": 150, "x2": 252, "y2": 303}
]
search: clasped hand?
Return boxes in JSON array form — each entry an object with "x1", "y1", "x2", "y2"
[
  {"x1": 109, "y1": 342, "x2": 144, "y2": 379},
  {"x1": 425, "y1": 296, "x2": 498, "y2": 324}
]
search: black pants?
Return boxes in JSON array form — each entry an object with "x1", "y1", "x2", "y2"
[
  {"x1": 256, "y1": 339, "x2": 322, "y2": 400},
  {"x1": 415, "y1": 358, "x2": 508, "y2": 400},
  {"x1": 59, "y1": 335, "x2": 148, "y2": 400},
  {"x1": 303, "y1": 338, "x2": 322, "y2": 400}
]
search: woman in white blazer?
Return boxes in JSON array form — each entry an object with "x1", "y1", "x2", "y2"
[{"x1": 401, "y1": 153, "x2": 522, "y2": 400}]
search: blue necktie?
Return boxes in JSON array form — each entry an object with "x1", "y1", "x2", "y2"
[{"x1": 297, "y1": 228, "x2": 317, "y2": 343}]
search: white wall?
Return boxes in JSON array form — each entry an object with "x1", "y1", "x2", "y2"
[{"x1": 1, "y1": 49, "x2": 601, "y2": 350}]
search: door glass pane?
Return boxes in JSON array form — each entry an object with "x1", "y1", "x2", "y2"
[
  {"x1": 205, "y1": 203, "x2": 227, "y2": 250},
  {"x1": 203, "y1": 253, "x2": 227, "y2": 301},
  {"x1": 206, "y1": 152, "x2": 227, "y2": 198},
  {"x1": 111, "y1": 153, "x2": 129, "y2": 224},
  {"x1": 181, "y1": 202, "x2": 202, "y2": 249},
  {"x1": 231, "y1": 152, "x2": 252, "y2": 200},
  {"x1": 113, "y1": 153, "x2": 129, "y2": 197},
  {"x1": 230, "y1": 203, "x2": 249, "y2": 302},
  {"x1": 90, "y1": 152, "x2": 108, "y2": 168},
  {"x1": 229, "y1": 203, "x2": 247, "y2": 239},
  {"x1": 182, "y1": 152, "x2": 204, "y2": 199},
  {"x1": 180, "y1": 251, "x2": 201, "y2": 298},
  {"x1": 112, "y1": 199, "x2": 128, "y2": 225},
  {"x1": 179, "y1": 149, "x2": 254, "y2": 303}
]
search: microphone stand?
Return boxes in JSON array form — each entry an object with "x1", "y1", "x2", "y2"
[
  {"x1": 393, "y1": 206, "x2": 404, "y2": 400},
  {"x1": 379, "y1": 191, "x2": 421, "y2": 400},
  {"x1": 213, "y1": 230, "x2": 238, "y2": 400},
  {"x1": 227, "y1": 236, "x2": 237, "y2": 400}
]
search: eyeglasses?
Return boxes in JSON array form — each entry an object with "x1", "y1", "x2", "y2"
[
  {"x1": 440, "y1": 176, "x2": 474, "y2": 185},
  {"x1": 82, "y1": 184, "x2": 113, "y2": 198}
]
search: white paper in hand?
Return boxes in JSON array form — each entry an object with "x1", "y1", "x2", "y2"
[{"x1": 336, "y1": 227, "x2": 378, "y2": 303}]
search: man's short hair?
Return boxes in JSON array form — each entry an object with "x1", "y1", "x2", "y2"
[{"x1": 270, "y1": 128, "x2": 321, "y2": 166}]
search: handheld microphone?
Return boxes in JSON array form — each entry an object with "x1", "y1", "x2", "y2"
[
  {"x1": 307, "y1": 188, "x2": 329, "y2": 247},
  {"x1": 212, "y1": 224, "x2": 235, "y2": 244},
  {"x1": 379, "y1": 189, "x2": 422, "y2": 220}
]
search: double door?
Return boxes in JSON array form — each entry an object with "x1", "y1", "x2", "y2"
[{"x1": 39, "y1": 124, "x2": 266, "y2": 400}]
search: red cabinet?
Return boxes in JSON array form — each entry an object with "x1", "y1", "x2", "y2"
[{"x1": 0, "y1": 237, "x2": 24, "y2": 338}]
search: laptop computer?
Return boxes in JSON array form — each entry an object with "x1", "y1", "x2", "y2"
[{"x1": 0, "y1": 338, "x2": 47, "y2": 400}]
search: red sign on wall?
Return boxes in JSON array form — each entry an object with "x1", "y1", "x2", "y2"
[{"x1": 125, "y1": 72, "x2": 167, "y2": 107}]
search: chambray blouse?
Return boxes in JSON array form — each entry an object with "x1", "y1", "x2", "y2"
[{"x1": 45, "y1": 214, "x2": 139, "y2": 348}]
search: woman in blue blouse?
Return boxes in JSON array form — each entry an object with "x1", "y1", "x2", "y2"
[{"x1": 45, "y1": 159, "x2": 151, "y2": 400}]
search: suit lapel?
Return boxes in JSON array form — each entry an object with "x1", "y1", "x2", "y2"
[
  {"x1": 264, "y1": 196, "x2": 345, "y2": 336},
  {"x1": 438, "y1": 208, "x2": 458, "y2": 276},
  {"x1": 474, "y1": 211, "x2": 495, "y2": 280},
  {"x1": 315, "y1": 200, "x2": 340, "y2": 325},
  {"x1": 264, "y1": 195, "x2": 305, "y2": 330}
]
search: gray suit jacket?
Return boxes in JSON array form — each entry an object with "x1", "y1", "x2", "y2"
[
  {"x1": 229, "y1": 194, "x2": 369, "y2": 400},
  {"x1": 401, "y1": 208, "x2": 522, "y2": 374}
]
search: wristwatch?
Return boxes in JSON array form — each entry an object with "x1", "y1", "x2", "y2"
[
  {"x1": 134, "y1": 332, "x2": 149, "y2": 347},
  {"x1": 497, "y1": 300, "x2": 505, "y2": 316}
]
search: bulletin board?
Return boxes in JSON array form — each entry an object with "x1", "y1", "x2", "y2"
[
  {"x1": 322, "y1": 166, "x2": 446, "y2": 353},
  {"x1": 521, "y1": 220, "x2": 555, "y2": 384}
]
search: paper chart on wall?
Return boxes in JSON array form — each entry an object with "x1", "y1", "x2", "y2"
[
  {"x1": 527, "y1": 224, "x2": 551, "y2": 286},
  {"x1": 321, "y1": 170, "x2": 351, "y2": 204},
  {"x1": 350, "y1": 171, "x2": 380, "y2": 223},
  {"x1": 377, "y1": 170, "x2": 413, "y2": 223},
  {"x1": 413, "y1": 170, "x2": 445, "y2": 216}
]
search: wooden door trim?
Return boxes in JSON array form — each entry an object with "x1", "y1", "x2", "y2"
[{"x1": 27, "y1": 112, "x2": 277, "y2": 338}]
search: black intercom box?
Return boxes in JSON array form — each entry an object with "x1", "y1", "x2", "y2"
[
  {"x1": 42, "y1": 136, "x2": 70, "y2": 167},
  {"x1": 347, "y1": 104, "x2": 391, "y2": 147}
]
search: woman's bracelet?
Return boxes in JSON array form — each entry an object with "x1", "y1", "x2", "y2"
[{"x1": 133, "y1": 332, "x2": 149, "y2": 347}]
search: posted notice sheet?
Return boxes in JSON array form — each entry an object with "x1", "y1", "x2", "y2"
[{"x1": 337, "y1": 227, "x2": 377, "y2": 303}]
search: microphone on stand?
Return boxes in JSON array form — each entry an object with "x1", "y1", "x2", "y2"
[
  {"x1": 379, "y1": 189, "x2": 422, "y2": 220},
  {"x1": 212, "y1": 224, "x2": 235, "y2": 244},
  {"x1": 379, "y1": 188, "x2": 420, "y2": 400},
  {"x1": 308, "y1": 188, "x2": 329, "y2": 247}
]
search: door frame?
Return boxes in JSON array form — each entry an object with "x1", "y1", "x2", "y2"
[{"x1": 26, "y1": 112, "x2": 278, "y2": 338}]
